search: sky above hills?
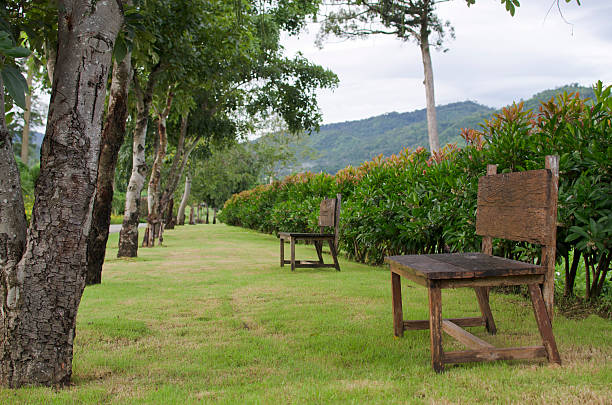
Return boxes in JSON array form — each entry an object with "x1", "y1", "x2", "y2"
[{"x1": 281, "y1": 0, "x2": 612, "y2": 125}]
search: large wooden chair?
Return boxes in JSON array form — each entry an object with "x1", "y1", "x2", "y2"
[
  {"x1": 386, "y1": 156, "x2": 561, "y2": 372},
  {"x1": 279, "y1": 194, "x2": 341, "y2": 271}
]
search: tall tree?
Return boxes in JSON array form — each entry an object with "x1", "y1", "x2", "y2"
[
  {"x1": 0, "y1": 0, "x2": 123, "y2": 387},
  {"x1": 86, "y1": 45, "x2": 134, "y2": 285},
  {"x1": 318, "y1": 0, "x2": 453, "y2": 152}
]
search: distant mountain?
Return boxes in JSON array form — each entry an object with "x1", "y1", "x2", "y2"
[{"x1": 287, "y1": 84, "x2": 595, "y2": 174}]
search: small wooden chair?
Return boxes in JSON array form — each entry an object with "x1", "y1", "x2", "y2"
[
  {"x1": 386, "y1": 156, "x2": 561, "y2": 372},
  {"x1": 279, "y1": 194, "x2": 341, "y2": 271}
]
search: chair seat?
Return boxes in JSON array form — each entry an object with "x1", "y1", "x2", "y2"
[
  {"x1": 385, "y1": 253, "x2": 544, "y2": 280},
  {"x1": 279, "y1": 232, "x2": 336, "y2": 239}
]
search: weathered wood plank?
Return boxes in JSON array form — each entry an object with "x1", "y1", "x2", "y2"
[
  {"x1": 389, "y1": 266, "x2": 428, "y2": 287},
  {"x1": 392, "y1": 272, "x2": 404, "y2": 337},
  {"x1": 444, "y1": 346, "x2": 547, "y2": 364},
  {"x1": 476, "y1": 206, "x2": 550, "y2": 244},
  {"x1": 428, "y1": 282, "x2": 444, "y2": 373},
  {"x1": 318, "y1": 198, "x2": 336, "y2": 227},
  {"x1": 542, "y1": 155, "x2": 560, "y2": 319},
  {"x1": 474, "y1": 287, "x2": 497, "y2": 334},
  {"x1": 387, "y1": 253, "x2": 542, "y2": 280},
  {"x1": 477, "y1": 169, "x2": 551, "y2": 208},
  {"x1": 403, "y1": 317, "x2": 484, "y2": 330},
  {"x1": 280, "y1": 239, "x2": 284, "y2": 267},
  {"x1": 528, "y1": 284, "x2": 562, "y2": 364},
  {"x1": 442, "y1": 320, "x2": 495, "y2": 350},
  {"x1": 439, "y1": 274, "x2": 544, "y2": 289}
]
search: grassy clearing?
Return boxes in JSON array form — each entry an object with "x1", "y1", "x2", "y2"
[{"x1": 2, "y1": 224, "x2": 611, "y2": 404}]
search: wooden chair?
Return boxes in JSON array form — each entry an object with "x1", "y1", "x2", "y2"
[
  {"x1": 386, "y1": 156, "x2": 561, "y2": 372},
  {"x1": 279, "y1": 194, "x2": 341, "y2": 271}
]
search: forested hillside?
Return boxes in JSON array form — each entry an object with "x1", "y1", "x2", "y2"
[{"x1": 287, "y1": 84, "x2": 594, "y2": 174}]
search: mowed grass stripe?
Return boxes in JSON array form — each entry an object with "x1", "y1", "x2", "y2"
[{"x1": 2, "y1": 223, "x2": 610, "y2": 404}]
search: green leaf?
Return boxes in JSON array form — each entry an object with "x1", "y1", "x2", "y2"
[
  {"x1": 2, "y1": 46, "x2": 31, "y2": 58},
  {"x1": 1, "y1": 65, "x2": 29, "y2": 108}
]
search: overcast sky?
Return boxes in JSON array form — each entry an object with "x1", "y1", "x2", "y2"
[{"x1": 281, "y1": 0, "x2": 612, "y2": 125}]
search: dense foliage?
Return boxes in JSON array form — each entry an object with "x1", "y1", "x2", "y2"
[{"x1": 220, "y1": 83, "x2": 611, "y2": 301}]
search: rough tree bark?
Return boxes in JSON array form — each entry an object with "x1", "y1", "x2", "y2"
[
  {"x1": 420, "y1": 21, "x2": 439, "y2": 153},
  {"x1": 177, "y1": 174, "x2": 191, "y2": 226},
  {"x1": 20, "y1": 60, "x2": 34, "y2": 164},
  {"x1": 117, "y1": 63, "x2": 161, "y2": 257},
  {"x1": 0, "y1": 0, "x2": 122, "y2": 387},
  {"x1": 142, "y1": 91, "x2": 173, "y2": 247},
  {"x1": 86, "y1": 52, "x2": 133, "y2": 285}
]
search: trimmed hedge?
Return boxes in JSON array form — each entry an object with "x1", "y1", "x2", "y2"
[{"x1": 220, "y1": 83, "x2": 611, "y2": 299}]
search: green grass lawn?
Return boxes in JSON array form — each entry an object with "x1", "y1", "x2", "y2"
[{"x1": 3, "y1": 224, "x2": 611, "y2": 404}]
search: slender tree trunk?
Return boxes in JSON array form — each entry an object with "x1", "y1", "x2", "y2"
[
  {"x1": 0, "y1": 76, "x2": 27, "y2": 270},
  {"x1": 86, "y1": 52, "x2": 133, "y2": 285},
  {"x1": 143, "y1": 91, "x2": 173, "y2": 247},
  {"x1": 188, "y1": 204, "x2": 195, "y2": 225},
  {"x1": 0, "y1": 0, "x2": 121, "y2": 387},
  {"x1": 177, "y1": 174, "x2": 191, "y2": 225},
  {"x1": 159, "y1": 115, "x2": 198, "y2": 225},
  {"x1": 20, "y1": 60, "x2": 34, "y2": 164},
  {"x1": 213, "y1": 208, "x2": 217, "y2": 224},
  {"x1": 117, "y1": 64, "x2": 161, "y2": 257},
  {"x1": 205, "y1": 202, "x2": 209, "y2": 224},
  {"x1": 419, "y1": 25, "x2": 439, "y2": 153},
  {"x1": 44, "y1": 38, "x2": 57, "y2": 84},
  {"x1": 164, "y1": 198, "x2": 175, "y2": 229}
]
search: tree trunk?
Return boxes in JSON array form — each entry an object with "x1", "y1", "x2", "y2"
[
  {"x1": 0, "y1": 0, "x2": 121, "y2": 387},
  {"x1": 158, "y1": 115, "x2": 198, "y2": 225},
  {"x1": 20, "y1": 60, "x2": 34, "y2": 164},
  {"x1": 86, "y1": 52, "x2": 133, "y2": 286},
  {"x1": 188, "y1": 204, "x2": 195, "y2": 225},
  {"x1": 44, "y1": 38, "x2": 57, "y2": 84},
  {"x1": 213, "y1": 208, "x2": 217, "y2": 224},
  {"x1": 143, "y1": 91, "x2": 173, "y2": 247},
  {"x1": 0, "y1": 77, "x2": 27, "y2": 270},
  {"x1": 164, "y1": 198, "x2": 175, "y2": 229},
  {"x1": 419, "y1": 26, "x2": 440, "y2": 153},
  {"x1": 177, "y1": 174, "x2": 191, "y2": 226},
  {"x1": 205, "y1": 202, "x2": 209, "y2": 224},
  {"x1": 117, "y1": 64, "x2": 161, "y2": 257}
]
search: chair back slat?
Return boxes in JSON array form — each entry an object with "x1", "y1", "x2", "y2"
[
  {"x1": 319, "y1": 198, "x2": 337, "y2": 228},
  {"x1": 476, "y1": 169, "x2": 555, "y2": 245}
]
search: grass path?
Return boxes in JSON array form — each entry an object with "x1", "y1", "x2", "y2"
[{"x1": 3, "y1": 224, "x2": 611, "y2": 404}]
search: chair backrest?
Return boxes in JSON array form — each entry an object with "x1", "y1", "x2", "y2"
[
  {"x1": 476, "y1": 155, "x2": 559, "y2": 318},
  {"x1": 318, "y1": 194, "x2": 341, "y2": 236},
  {"x1": 476, "y1": 168, "x2": 557, "y2": 246}
]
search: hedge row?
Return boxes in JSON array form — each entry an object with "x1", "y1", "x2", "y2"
[{"x1": 219, "y1": 83, "x2": 612, "y2": 299}]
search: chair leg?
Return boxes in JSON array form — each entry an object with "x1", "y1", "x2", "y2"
[
  {"x1": 327, "y1": 239, "x2": 340, "y2": 271},
  {"x1": 391, "y1": 272, "x2": 404, "y2": 337},
  {"x1": 290, "y1": 238, "x2": 296, "y2": 271},
  {"x1": 528, "y1": 284, "x2": 562, "y2": 365},
  {"x1": 428, "y1": 282, "x2": 444, "y2": 373},
  {"x1": 474, "y1": 287, "x2": 497, "y2": 335},
  {"x1": 280, "y1": 238, "x2": 284, "y2": 267},
  {"x1": 314, "y1": 241, "x2": 324, "y2": 264}
]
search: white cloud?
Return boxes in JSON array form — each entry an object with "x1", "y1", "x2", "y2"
[{"x1": 282, "y1": 0, "x2": 612, "y2": 124}]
